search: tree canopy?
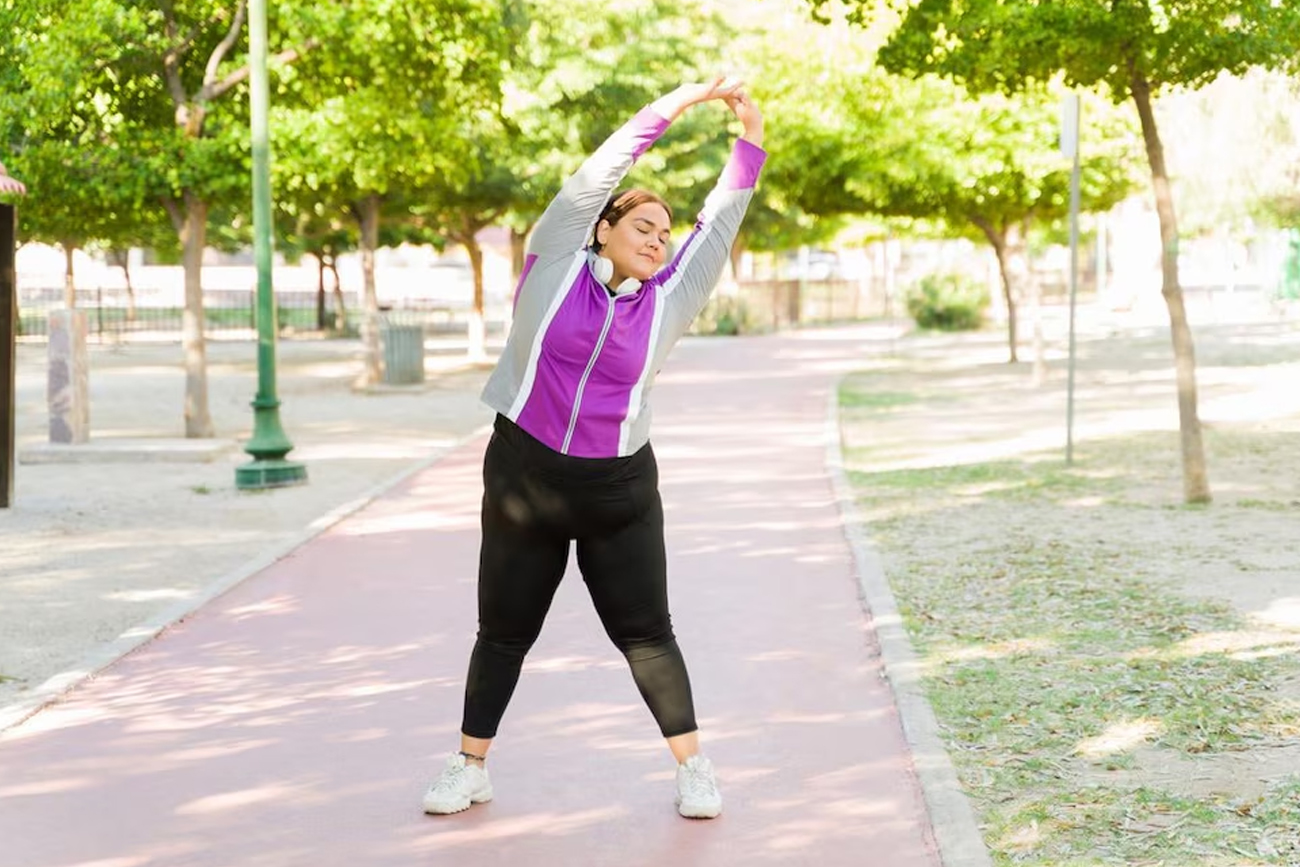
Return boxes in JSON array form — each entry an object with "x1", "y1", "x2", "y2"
[{"x1": 813, "y1": 0, "x2": 1300, "y2": 503}]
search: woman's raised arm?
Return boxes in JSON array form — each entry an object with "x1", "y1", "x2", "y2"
[
  {"x1": 527, "y1": 79, "x2": 745, "y2": 259},
  {"x1": 657, "y1": 90, "x2": 767, "y2": 330}
]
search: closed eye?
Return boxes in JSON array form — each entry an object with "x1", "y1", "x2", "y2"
[{"x1": 633, "y1": 219, "x2": 671, "y2": 244}]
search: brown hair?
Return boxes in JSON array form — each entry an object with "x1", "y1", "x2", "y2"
[{"x1": 592, "y1": 189, "x2": 673, "y2": 252}]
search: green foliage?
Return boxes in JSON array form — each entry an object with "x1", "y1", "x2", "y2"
[
  {"x1": 272, "y1": 0, "x2": 517, "y2": 247},
  {"x1": 1, "y1": 1, "x2": 172, "y2": 250},
  {"x1": 905, "y1": 272, "x2": 988, "y2": 331},
  {"x1": 695, "y1": 295, "x2": 756, "y2": 336},
  {"x1": 731, "y1": 7, "x2": 892, "y2": 250},
  {"x1": 874, "y1": 80, "x2": 1139, "y2": 239},
  {"x1": 500, "y1": 0, "x2": 730, "y2": 239},
  {"x1": 849, "y1": 0, "x2": 1300, "y2": 101},
  {"x1": 809, "y1": 0, "x2": 1300, "y2": 242}
]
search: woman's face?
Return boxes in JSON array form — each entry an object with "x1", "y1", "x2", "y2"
[{"x1": 596, "y1": 202, "x2": 672, "y2": 282}]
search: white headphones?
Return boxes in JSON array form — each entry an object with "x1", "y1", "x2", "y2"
[{"x1": 590, "y1": 254, "x2": 642, "y2": 296}]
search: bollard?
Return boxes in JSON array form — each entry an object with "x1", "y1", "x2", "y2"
[{"x1": 47, "y1": 309, "x2": 90, "y2": 444}]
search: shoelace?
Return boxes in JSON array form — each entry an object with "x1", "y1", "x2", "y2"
[
  {"x1": 432, "y1": 760, "x2": 469, "y2": 794},
  {"x1": 681, "y1": 762, "x2": 718, "y2": 799}
]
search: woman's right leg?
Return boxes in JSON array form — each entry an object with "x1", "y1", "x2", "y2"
[
  {"x1": 426, "y1": 431, "x2": 571, "y2": 815},
  {"x1": 459, "y1": 434, "x2": 571, "y2": 749}
]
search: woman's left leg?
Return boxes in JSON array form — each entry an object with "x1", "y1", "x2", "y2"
[
  {"x1": 575, "y1": 492, "x2": 699, "y2": 750},
  {"x1": 575, "y1": 457, "x2": 722, "y2": 818},
  {"x1": 577, "y1": 492, "x2": 724, "y2": 818}
]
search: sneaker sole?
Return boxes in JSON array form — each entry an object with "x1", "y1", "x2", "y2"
[
  {"x1": 423, "y1": 787, "x2": 493, "y2": 815},
  {"x1": 675, "y1": 798, "x2": 722, "y2": 819}
]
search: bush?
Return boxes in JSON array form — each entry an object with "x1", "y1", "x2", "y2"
[
  {"x1": 694, "y1": 295, "x2": 756, "y2": 336},
  {"x1": 905, "y1": 272, "x2": 989, "y2": 331}
]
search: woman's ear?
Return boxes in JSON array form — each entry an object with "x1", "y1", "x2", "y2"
[{"x1": 595, "y1": 219, "x2": 611, "y2": 247}]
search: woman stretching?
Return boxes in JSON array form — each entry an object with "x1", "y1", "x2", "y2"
[{"x1": 424, "y1": 78, "x2": 765, "y2": 819}]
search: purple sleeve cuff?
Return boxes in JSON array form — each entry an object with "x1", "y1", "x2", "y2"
[
  {"x1": 720, "y1": 138, "x2": 767, "y2": 190},
  {"x1": 630, "y1": 108, "x2": 672, "y2": 159}
]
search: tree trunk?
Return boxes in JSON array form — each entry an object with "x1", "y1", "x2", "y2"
[
  {"x1": 463, "y1": 228, "x2": 487, "y2": 361},
  {"x1": 976, "y1": 220, "x2": 1018, "y2": 363},
  {"x1": 509, "y1": 227, "x2": 528, "y2": 288},
  {"x1": 316, "y1": 254, "x2": 327, "y2": 331},
  {"x1": 728, "y1": 236, "x2": 746, "y2": 282},
  {"x1": 1021, "y1": 218, "x2": 1047, "y2": 387},
  {"x1": 180, "y1": 191, "x2": 214, "y2": 437},
  {"x1": 507, "y1": 226, "x2": 529, "y2": 334},
  {"x1": 329, "y1": 260, "x2": 346, "y2": 334},
  {"x1": 1130, "y1": 67, "x2": 1210, "y2": 503},
  {"x1": 109, "y1": 248, "x2": 137, "y2": 322},
  {"x1": 62, "y1": 243, "x2": 76, "y2": 308},
  {"x1": 355, "y1": 194, "x2": 382, "y2": 386}
]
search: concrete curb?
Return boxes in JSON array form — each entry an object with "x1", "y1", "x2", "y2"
[
  {"x1": 19, "y1": 438, "x2": 238, "y2": 464},
  {"x1": 824, "y1": 376, "x2": 994, "y2": 867},
  {"x1": 0, "y1": 422, "x2": 493, "y2": 735}
]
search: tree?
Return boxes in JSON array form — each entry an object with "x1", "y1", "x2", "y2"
[
  {"x1": 412, "y1": 129, "x2": 516, "y2": 361},
  {"x1": 273, "y1": 196, "x2": 356, "y2": 333},
  {"x1": 12, "y1": 0, "x2": 318, "y2": 437},
  {"x1": 731, "y1": 6, "x2": 905, "y2": 261},
  {"x1": 9, "y1": 136, "x2": 170, "y2": 311},
  {"x1": 817, "y1": 0, "x2": 1300, "y2": 503},
  {"x1": 861, "y1": 80, "x2": 1138, "y2": 366},
  {"x1": 1, "y1": 3, "x2": 171, "y2": 312},
  {"x1": 154, "y1": 1, "x2": 316, "y2": 436},
  {"x1": 274, "y1": 0, "x2": 516, "y2": 382}
]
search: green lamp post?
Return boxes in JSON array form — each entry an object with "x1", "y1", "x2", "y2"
[{"x1": 235, "y1": 0, "x2": 307, "y2": 490}]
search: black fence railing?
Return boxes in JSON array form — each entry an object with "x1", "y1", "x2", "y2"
[{"x1": 16, "y1": 286, "x2": 464, "y2": 341}]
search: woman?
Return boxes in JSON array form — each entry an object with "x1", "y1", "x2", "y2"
[{"x1": 424, "y1": 78, "x2": 765, "y2": 819}]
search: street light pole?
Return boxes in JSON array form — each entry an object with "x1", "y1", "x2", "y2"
[
  {"x1": 1061, "y1": 94, "x2": 1083, "y2": 466},
  {"x1": 235, "y1": 0, "x2": 307, "y2": 490}
]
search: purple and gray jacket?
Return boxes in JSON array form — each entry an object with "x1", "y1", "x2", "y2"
[{"x1": 480, "y1": 107, "x2": 767, "y2": 458}]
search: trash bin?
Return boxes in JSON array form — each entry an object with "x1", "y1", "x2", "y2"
[{"x1": 380, "y1": 321, "x2": 426, "y2": 384}]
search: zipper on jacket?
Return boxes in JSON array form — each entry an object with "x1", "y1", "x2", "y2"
[{"x1": 561, "y1": 296, "x2": 617, "y2": 454}]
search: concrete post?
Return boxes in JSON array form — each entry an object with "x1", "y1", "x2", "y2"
[{"x1": 47, "y1": 309, "x2": 89, "y2": 444}]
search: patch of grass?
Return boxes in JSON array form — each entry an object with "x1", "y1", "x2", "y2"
[
  {"x1": 190, "y1": 484, "x2": 213, "y2": 495},
  {"x1": 1235, "y1": 498, "x2": 1296, "y2": 512},
  {"x1": 845, "y1": 451, "x2": 1300, "y2": 864},
  {"x1": 838, "y1": 386, "x2": 921, "y2": 411},
  {"x1": 983, "y1": 784, "x2": 1300, "y2": 865},
  {"x1": 851, "y1": 461, "x2": 1016, "y2": 490},
  {"x1": 849, "y1": 458, "x2": 1127, "y2": 503}
]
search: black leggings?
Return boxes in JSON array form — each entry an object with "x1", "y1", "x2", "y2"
[{"x1": 460, "y1": 415, "x2": 697, "y2": 740}]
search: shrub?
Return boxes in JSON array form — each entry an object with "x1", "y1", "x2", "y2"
[
  {"x1": 695, "y1": 295, "x2": 755, "y2": 336},
  {"x1": 905, "y1": 272, "x2": 989, "y2": 331}
]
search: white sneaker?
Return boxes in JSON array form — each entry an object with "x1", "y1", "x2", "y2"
[
  {"x1": 675, "y1": 755, "x2": 723, "y2": 819},
  {"x1": 423, "y1": 752, "x2": 493, "y2": 815}
]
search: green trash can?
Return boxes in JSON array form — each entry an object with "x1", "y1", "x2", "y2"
[
  {"x1": 1281, "y1": 229, "x2": 1300, "y2": 301},
  {"x1": 381, "y1": 321, "x2": 426, "y2": 385}
]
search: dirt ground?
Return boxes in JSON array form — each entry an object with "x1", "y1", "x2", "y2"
[
  {"x1": 0, "y1": 337, "x2": 499, "y2": 710},
  {"x1": 837, "y1": 297, "x2": 1300, "y2": 829}
]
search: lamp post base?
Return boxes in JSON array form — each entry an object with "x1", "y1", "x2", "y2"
[{"x1": 235, "y1": 458, "x2": 308, "y2": 490}]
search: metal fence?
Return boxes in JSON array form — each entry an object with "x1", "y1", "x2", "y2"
[
  {"x1": 18, "y1": 278, "x2": 898, "y2": 343},
  {"x1": 15, "y1": 286, "x2": 463, "y2": 341}
]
